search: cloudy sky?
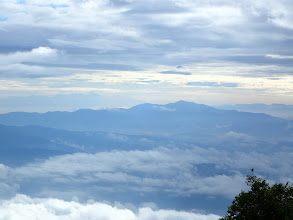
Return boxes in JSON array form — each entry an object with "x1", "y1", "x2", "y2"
[{"x1": 1, "y1": 0, "x2": 293, "y2": 112}]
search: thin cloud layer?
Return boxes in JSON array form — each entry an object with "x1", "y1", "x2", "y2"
[
  {"x1": 8, "y1": 147, "x2": 246, "y2": 198},
  {"x1": 0, "y1": 146, "x2": 292, "y2": 200}
]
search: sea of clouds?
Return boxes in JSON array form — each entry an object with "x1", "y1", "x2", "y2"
[{"x1": 0, "y1": 194, "x2": 220, "y2": 220}]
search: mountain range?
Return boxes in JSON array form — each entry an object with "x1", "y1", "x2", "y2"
[{"x1": 0, "y1": 101, "x2": 291, "y2": 138}]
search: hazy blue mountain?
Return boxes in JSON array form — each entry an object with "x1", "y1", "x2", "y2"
[
  {"x1": 0, "y1": 124, "x2": 85, "y2": 166},
  {"x1": 0, "y1": 101, "x2": 291, "y2": 139},
  {"x1": 0, "y1": 123, "x2": 168, "y2": 166},
  {"x1": 0, "y1": 101, "x2": 293, "y2": 216},
  {"x1": 217, "y1": 103, "x2": 293, "y2": 119}
]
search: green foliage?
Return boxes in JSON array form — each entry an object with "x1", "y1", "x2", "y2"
[{"x1": 220, "y1": 172, "x2": 293, "y2": 220}]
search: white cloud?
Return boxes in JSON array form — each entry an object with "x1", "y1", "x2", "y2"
[
  {"x1": 0, "y1": 194, "x2": 220, "y2": 220},
  {"x1": 137, "y1": 207, "x2": 220, "y2": 220},
  {"x1": 152, "y1": 105, "x2": 176, "y2": 111},
  {"x1": 0, "y1": 47, "x2": 59, "y2": 65},
  {"x1": 266, "y1": 54, "x2": 293, "y2": 59},
  {"x1": 151, "y1": 6, "x2": 244, "y2": 28},
  {"x1": 0, "y1": 194, "x2": 136, "y2": 220},
  {"x1": 0, "y1": 47, "x2": 62, "y2": 77},
  {"x1": 224, "y1": 131, "x2": 256, "y2": 142}
]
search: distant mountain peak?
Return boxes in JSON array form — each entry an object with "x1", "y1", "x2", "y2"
[
  {"x1": 166, "y1": 100, "x2": 215, "y2": 112},
  {"x1": 128, "y1": 101, "x2": 214, "y2": 113}
]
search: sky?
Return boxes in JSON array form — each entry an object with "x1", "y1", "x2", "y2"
[{"x1": 1, "y1": 0, "x2": 293, "y2": 112}]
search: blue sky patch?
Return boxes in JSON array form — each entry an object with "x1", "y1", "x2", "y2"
[
  {"x1": 37, "y1": 4, "x2": 70, "y2": 9},
  {"x1": 17, "y1": 0, "x2": 26, "y2": 4},
  {"x1": 0, "y1": 17, "x2": 8, "y2": 22}
]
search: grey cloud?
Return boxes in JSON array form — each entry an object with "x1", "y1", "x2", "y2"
[
  {"x1": 0, "y1": 165, "x2": 19, "y2": 198},
  {"x1": 266, "y1": 54, "x2": 293, "y2": 59},
  {"x1": 0, "y1": 47, "x2": 72, "y2": 78},
  {"x1": 222, "y1": 55, "x2": 293, "y2": 67},
  {"x1": 23, "y1": 62, "x2": 141, "y2": 71},
  {"x1": 0, "y1": 183, "x2": 19, "y2": 199},
  {"x1": 136, "y1": 80, "x2": 160, "y2": 84},
  {"x1": 160, "y1": 70, "x2": 192, "y2": 75},
  {"x1": 187, "y1": 82, "x2": 239, "y2": 87},
  {"x1": 0, "y1": 63, "x2": 74, "y2": 78},
  {"x1": 1, "y1": 0, "x2": 292, "y2": 70}
]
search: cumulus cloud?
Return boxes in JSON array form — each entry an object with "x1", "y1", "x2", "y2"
[
  {"x1": 0, "y1": 194, "x2": 220, "y2": 220},
  {"x1": 137, "y1": 207, "x2": 220, "y2": 220},
  {"x1": 0, "y1": 194, "x2": 135, "y2": 220},
  {"x1": 0, "y1": 47, "x2": 58, "y2": 64},
  {"x1": 0, "y1": 47, "x2": 64, "y2": 78}
]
